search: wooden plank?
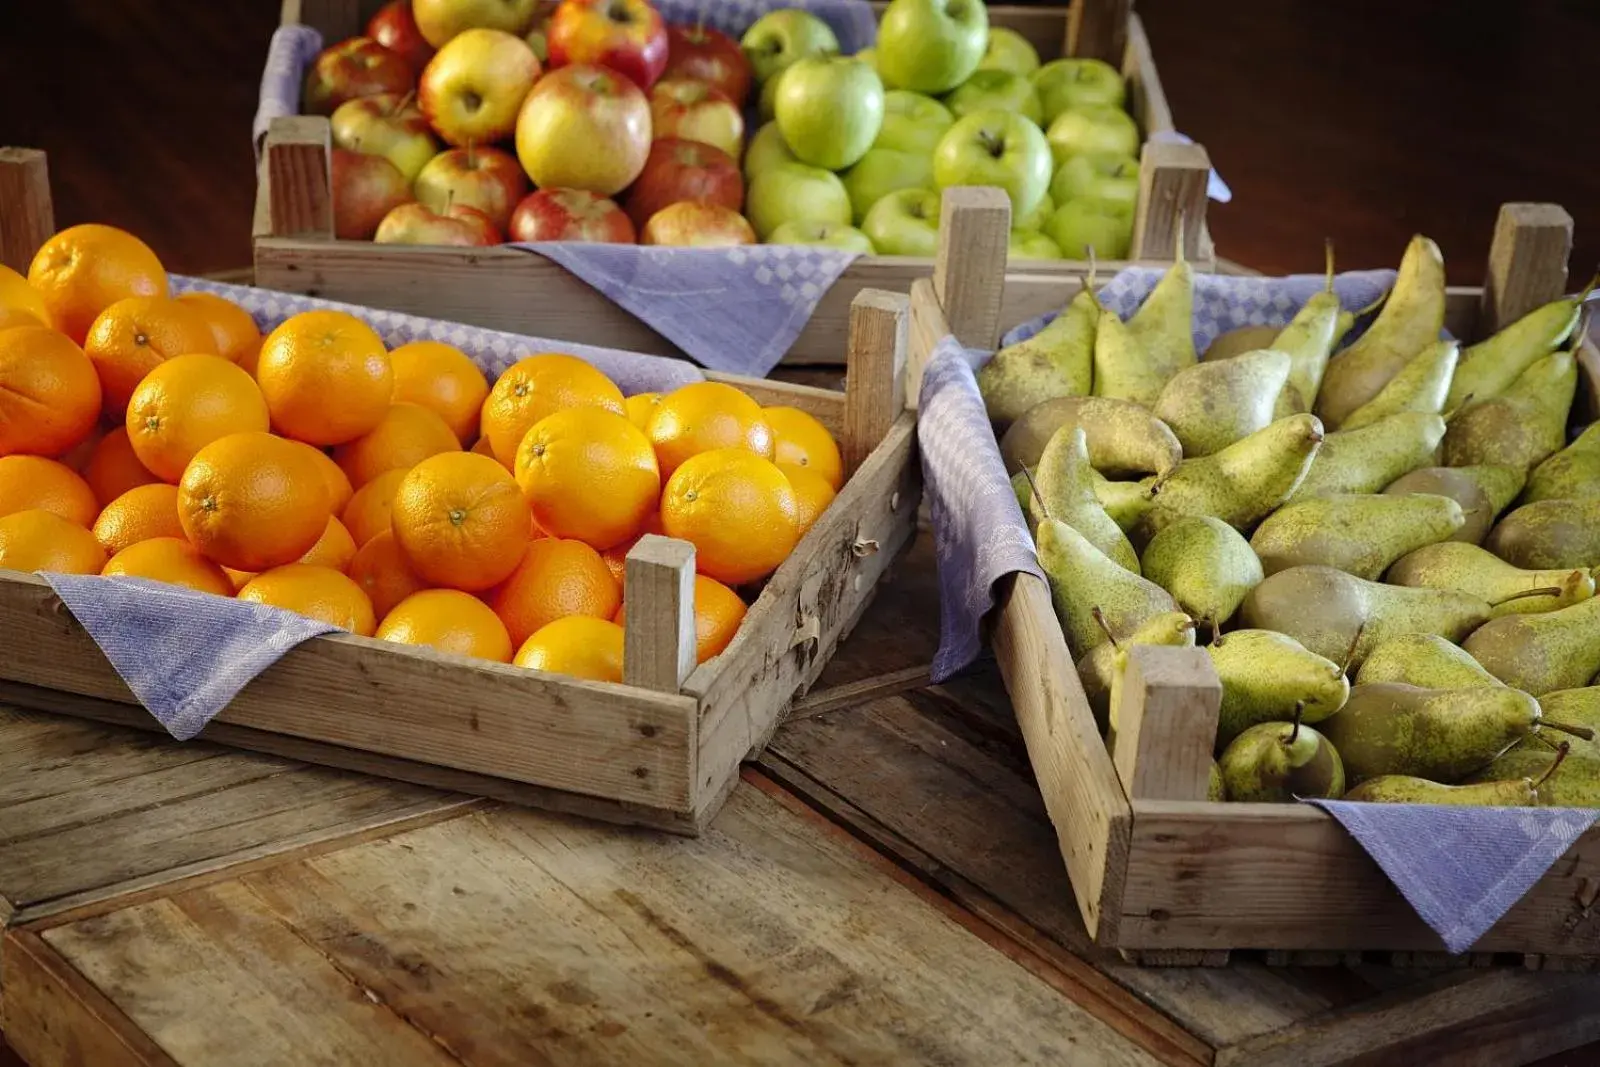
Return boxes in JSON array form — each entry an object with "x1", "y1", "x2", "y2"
[
  {"x1": 1067, "y1": 0, "x2": 1130, "y2": 64},
  {"x1": 1110, "y1": 647, "x2": 1221, "y2": 803},
  {"x1": 622, "y1": 535, "x2": 697, "y2": 693},
  {"x1": 1478, "y1": 202, "x2": 1574, "y2": 335},
  {"x1": 934, "y1": 186, "x2": 1011, "y2": 351},
  {"x1": 704, "y1": 372, "x2": 845, "y2": 438},
  {"x1": 0, "y1": 147, "x2": 52, "y2": 274},
  {"x1": 280, "y1": 0, "x2": 363, "y2": 44},
  {"x1": 263, "y1": 116, "x2": 332, "y2": 240},
  {"x1": 1132, "y1": 140, "x2": 1210, "y2": 262},
  {"x1": 841, "y1": 290, "x2": 909, "y2": 477},
  {"x1": 1124, "y1": 15, "x2": 1176, "y2": 136}
]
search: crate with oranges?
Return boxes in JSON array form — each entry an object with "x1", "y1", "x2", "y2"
[{"x1": 0, "y1": 154, "x2": 919, "y2": 832}]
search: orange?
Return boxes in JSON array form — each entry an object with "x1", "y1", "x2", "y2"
[
  {"x1": 28, "y1": 224, "x2": 167, "y2": 344},
  {"x1": 778, "y1": 461, "x2": 836, "y2": 537},
  {"x1": 0, "y1": 325, "x2": 102, "y2": 456},
  {"x1": 178, "y1": 431, "x2": 332, "y2": 571},
  {"x1": 514, "y1": 407, "x2": 660, "y2": 551},
  {"x1": 645, "y1": 381, "x2": 774, "y2": 478},
  {"x1": 125, "y1": 354, "x2": 270, "y2": 482},
  {"x1": 471, "y1": 434, "x2": 498, "y2": 461},
  {"x1": 91, "y1": 483, "x2": 184, "y2": 554},
  {"x1": 0, "y1": 456, "x2": 99, "y2": 526},
  {"x1": 0, "y1": 263, "x2": 52, "y2": 329},
  {"x1": 614, "y1": 573, "x2": 746, "y2": 664},
  {"x1": 297, "y1": 442, "x2": 354, "y2": 514},
  {"x1": 480, "y1": 353, "x2": 626, "y2": 469},
  {"x1": 766, "y1": 406, "x2": 843, "y2": 490},
  {"x1": 177, "y1": 291, "x2": 262, "y2": 367},
  {"x1": 56, "y1": 423, "x2": 105, "y2": 472},
  {"x1": 300, "y1": 515, "x2": 358, "y2": 572},
  {"x1": 224, "y1": 567, "x2": 257, "y2": 591},
  {"x1": 341, "y1": 466, "x2": 409, "y2": 546},
  {"x1": 333, "y1": 402, "x2": 460, "y2": 488},
  {"x1": 377, "y1": 588, "x2": 513, "y2": 663},
  {"x1": 489, "y1": 537, "x2": 621, "y2": 647},
  {"x1": 348, "y1": 529, "x2": 428, "y2": 618},
  {"x1": 514, "y1": 616, "x2": 624, "y2": 683},
  {"x1": 625, "y1": 392, "x2": 661, "y2": 430},
  {"x1": 0, "y1": 509, "x2": 106, "y2": 574},
  {"x1": 83, "y1": 295, "x2": 218, "y2": 416},
  {"x1": 102, "y1": 536, "x2": 233, "y2": 595},
  {"x1": 238, "y1": 564, "x2": 376, "y2": 637},
  {"x1": 392, "y1": 452, "x2": 528, "y2": 592},
  {"x1": 661, "y1": 448, "x2": 799, "y2": 586},
  {"x1": 389, "y1": 341, "x2": 491, "y2": 444},
  {"x1": 82, "y1": 426, "x2": 158, "y2": 505},
  {"x1": 255, "y1": 310, "x2": 393, "y2": 445}
]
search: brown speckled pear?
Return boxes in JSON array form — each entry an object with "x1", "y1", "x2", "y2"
[
  {"x1": 1138, "y1": 413, "x2": 1324, "y2": 536},
  {"x1": 1219, "y1": 712, "x2": 1345, "y2": 802},
  {"x1": 1343, "y1": 773, "x2": 1539, "y2": 805},
  {"x1": 1088, "y1": 469, "x2": 1155, "y2": 532},
  {"x1": 1249, "y1": 491, "x2": 1463, "y2": 579},
  {"x1": 1486, "y1": 499, "x2": 1600, "y2": 571},
  {"x1": 1383, "y1": 464, "x2": 1525, "y2": 545},
  {"x1": 1075, "y1": 610, "x2": 1195, "y2": 734},
  {"x1": 1354, "y1": 633, "x2": 1502, "y2": 689},
  {"x1": 1036, "y1": 517, "x2": 1177, "y2": 657},
  {"x1": 1202, "y1": 324, "x2": 1280, "y2": 363},
  {"x1": 1440, "y1": 350, "x2": 1576, "y2": 472},
  {"x1": 1445, "y1": 276, "x2": 1591, "y2": 411},
  {"x1": 1029, "y1": 426, "x2": 1139, "y2": 572},
  {"x1": 998, "y1": 395, "x2": 1181, "y2": 478},
  {"x1": 1319, "y1": 683, "x2": 1545, "y2": 783},
  {"x1": 978, "y1": 287, "x2": 1097, "y2": 430},
  {"x1": 1140, "y1": 515, "x2": 1263, "y2": 628},
  {"x1": 1462, "y1": 596, "x2": 1600, "y2": 696},
  {"x1": 1093, "y1": 221, "x2": 1195, "y2": 405},
  {"x1": 1339, "y1": 339, "x2": 1459, "y2": 430},
  {"x1": 1288, "y1": 411, "x2": 1446, "y2": 501},
  {"x1": 1207, "y1": 628, "x2": 1349, "y2": 745},
  {"x1": 1524, "y1": 423, "x2": 1600, "y2": 504},
  {"x1": 1152, "y1": 348, "x2": 1292, "y2": 457},
  {"x1": 1386, "y1": 541, "x2": 1594, "y2": 616}
]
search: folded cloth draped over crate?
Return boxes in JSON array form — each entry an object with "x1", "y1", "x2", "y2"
[
  {"x1": 917, "y1": 266, "x2": 1600, "y2": 955},
  {"x1": 253, "y1": 1, "x2": 1229, "y2": 377},
  {"x1": 40, "y1": 278, "x2": 708, "y2": 743}
]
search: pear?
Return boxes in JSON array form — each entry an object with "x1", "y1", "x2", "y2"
[
  {"x1": 1288, "y1": 411, "x2": 1446, "y2": 501},
  {"x1": 1208, "y1": 628, "x2": 1349, "y2": 745},
  {"x1": 1269, "y1": 239, "x2": 1346, "y2": 409},
  {"x1": 1343, "y1": 774, "x2": 1539, "y2": 806},
  {"x1": 1140, "y1": 515, "x2": 1263, "y2": 628},
  {"x1": 1094, "y1": 223, "x2": 1195, "y2": 405},
  {"x1": 999, "y1": 395, "x2": 1182, "y2": 477},
  {"x1": 1076, "y1": 610, "x2": 1195, "y2": 734},
  {"x1": 1444, "y1": 276, "x2": 1592, "y2": 411},
  {"x1": 1010, "y1": 469, "x2": 1032, "y2": 512},
  {"x1": 1315, "y1": 234, "x2": 1446, "y2": 429},
  {"x1": 1208, "y1": 760, "x2": 1225, "y2": 801},
  {"x1": 1029, "y1": 427, "x2": 1140, "y2": 571},
  {"x1": 979, "y1": 287, "x2": 1097, "y2": 429},
  {"x1": 1339, "y1": 339, "x2": 1459, "y2": 430},
  {"x1": 1486, "y1": 499, "x2": 1600, "y2": 570},
  {"x1": 1090, "y1": 471, "x2": 1155, "y2": 532},
  {"x1": 1037, "y1": 518, "x2": 1177, "y2": 657},
  {"x1": 1202, "y1": 324, "x2": 1281, "y2": 362},
  {"x1": 1383, "y1": 464, "x2": 1525, "y2": 544},
  {"x1": 1385, "y1": 541, "x2": 1595, "y2": 616},
  {"x1": 1539, "y1": 688, "x2": 1600, "y2": 750},
  {"x1": 1219, "y1": 711, "x2": 1345, "y2": 802},
  {"x1": 1355, "y1": 633, "x2": 1502, "y2": 689},
  {"x1": 1152, "y1": 349, "x2": 1293, "y2": 456},
  {"x1": 1462, "y1": 596, "x2": 1600, "y2": 696},
  {"x1": 1319, "y1": 683, "x2": 1549, "y2": 782},
  {"x1": 1139, "y1": 413, "x2": 1324, "y2": 536},
  {"x1": 1249, "y1": 492, "x2": 1464, "y2": 579},
  {"x1": 1239, "y1": 564, "x2": 1491, "y2": 666},
  {"x1": 1524, "y1": 423, "x2": 1600, "y2": 504},
  {"x1": 1466, "y1": 744, "x2": 1600, "y2": 807},
  {"x1": 1440, "y1": 351, "x2": 1576, "y2": 471}
]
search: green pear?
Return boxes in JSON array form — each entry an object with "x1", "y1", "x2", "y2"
[
  {"x1": 1486, "y1": 499, "x2": 1600, "y2": 571},
  {"x1": 1524, "y1": 423, "x2": 1600, "y2": 504},
  {"x1": 1445, "y1": 276, "x2": 1592, "y2": 411},
  {"x1": 1466, "y1": 745, "x2": 1600, "y2": 806},
  {"x1": 1208, "y1": 760, "x2": 1225, "y2": 801},
  {"x1": 1343, "y1": 774, "x2": 1539, "y2": 805},
  {"x1": 979, "y1": 288, "x2": 1097, "y2": 429},
  {"x1": 1202, "y1": 324, "x2": 1281, "y2": 363},
  {"x1": 1094, "y1": 224, "x2": 1195, "y2": 404},
  {"x1": 998, "y1": 395, "x2": 1182, "y2": 477},
  {"x1": 1288, "y1": 411, "x2": 1446, "y2": 501},
  {"x1": 1440, "y1": 351, "x2": 1576, "y2": 471},
  {"x1": 1029, "y1": 427, "x2": 1140, "y2": 571},
  {"x1": 1219, "y1": 713, "x2": 1345, "y2": 802},
  {"x1": 1339, "y1": 339, "x2": 1459, "y2": 430},
  {"x1": 1462, "y1": 596, "x2": 1600, "y2": 696},
  {"x1": 1266, "y1": 240, "x2": 1345, "y2": 410},
  {"x1": 1249, "y1": 492, "x2": 1464, "y2": 579},
  {"x1": 1239, "y1": 564, "x2": 1491, "y2": 666},
  {"x1": 1319, "y1": 683, "x2": 1547, "y2": 782},
  {"x1": 1010, "y1": 469, "x2": 1032, "y2": 512},
  {"x1": 1383, "y1": 464, "x2": 1525, "y2": 544},
  {"x1": 1385, "y1": 541, "x2": 1595, "y2": 616},
  {"x1": 1089, "y1": 471, "x2": 1156, "y2": 532},
  {"x1": 1152, "y1": 349, "x2": 1292, "y2": 456},
  {"x1": 1140, "y1": 515, "x2": 1263, "y2": 628},
  {"x1": 1208, "y1": 628, "x2": 1349, "y2": 745},
  {"x1": 1037, "y1": 518, "x2": 1177, "y2": 657},
  {"x1": 1139, "y1": 414, "x2": 1324, "y2": 536},
  {"x1": 1355, "y1": 633, "x2": 1502, "y2": 689},
  {"x1": 1076, "y1": 609, "x2": 1195, "y2": 734},
  {"x1": 1315, "y1": 234, "x2": 1446, "y2": 429},
  {"x1": 1538, "y1": 688, "x2": 1600, "y2": 753}
]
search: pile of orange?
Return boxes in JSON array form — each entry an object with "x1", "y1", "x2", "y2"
[{"x1": 0, "y1": 224, "x2": 845, "y2": 686}]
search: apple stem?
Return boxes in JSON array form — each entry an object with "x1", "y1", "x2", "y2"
[
  {"x1": 393, "y1": 89, "x2": 416, "y2": 116},
  {"x1": 465, "y1": 140, "x2": 477, "y2": 169}
]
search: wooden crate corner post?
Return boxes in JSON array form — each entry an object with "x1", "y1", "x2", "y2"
[
  {"x1": 1479, "y1": 202, "x2": 1574, "y2": 335},
  {"x1": 1065, "y1": 0, "x2": 1131, "y2": 65},
  {"x1": 264, "y1": 115, "x2": 335, "y2": 241},
  {"x1": 1131, "y1": 140, "x2": 1209, "y2": 263},
  {"x1": 907, "y1": 186, "x2": 1011, "y2": 406},
  {"x1": 623, "y1": 535, "x2": 698, "y2": 693},
  {"x1": 291, "y1": 0, "x2": 364, "y2": 42},
  {"x1": 1108, "y1": 645, "x2": 1221, "y2": 802},
  {"x1": 0, "y1": 146, "x2": 53, "y2": 273},
  {"x1": 842, "y1": 289, "x2": 910, "y2": 477}
]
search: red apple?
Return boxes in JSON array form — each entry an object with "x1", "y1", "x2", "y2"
[
  {"x1": 664, "y1": 25, "x2": 751, "y2": 105},
  {"x1": 547, "y1": 0, "x2": 668, "y2": 91},
  {"x1": 624, "y1": 138, "x2": 742, "y2": 229},
  {"x1": 302, "y1": 37, "x2": 414, "y2": 116},
  {"x1": 413, "y1": 145, "x2": 529, "y2": 233},
  {"x1": 509, "y1": 189, "x2": 637, "y2": 243},
  {"x1": 332, "y1": 149, "x2": 414, "y2": 240},
  {"x1": 413, "y1": 0, "x2": 541, "y2": 48},
  {"x1": 330, "y1": 91, "x2": 439, "y2": 183},
  {"x1": 515, "y1": 64, "x2": 651, "y2": 196},
  {"x1": 419, "y1": 28, "x2": 541, "y2": 146},
  {"x1": 375, "y1": 201, "x2": 503, "y2": 245},
  {"x1": 648, "y1": 77, "x2": 744, "y2": 159},
  {"x1": 367, "y1": 1, "x2": 435, "y2": 75},
  {"x1": 641, "y1": 202, "x2": 756, "y2": 247}
]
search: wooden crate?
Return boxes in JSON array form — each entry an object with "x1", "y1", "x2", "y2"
[
  {"x1": 252, "y1": 0, "x2": 1215, "y2": 366},
  {"x1": 0, "y1": 147, "x2": 921, "y2": 836},
  {"x1": 910, "y1": 186, "x2": 1600, "y2": 961}
]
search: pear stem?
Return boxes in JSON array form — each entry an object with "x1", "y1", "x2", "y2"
[
  {"x1": 1086, "y1": 247, "x2": 1099, "y2": 294},
  {"x1": 1339, "y1": 622, "x2": 1366, "y2": 676},
  {"x1": 1540, "y1": 720, "x2": 1596, "y2": 742},
  {"x1": 1442, "y1": 393, "x2": 1476, "y2": 422},
  {"x1": 1535, "y1": 742, "x2": 1571, "y2": 790},
  {"x1": 1092, "y1": 607, "x2": 1121, "y2": 651},
  {"x1": 1173, "y1": 210, "x2": 1187, "y2": 266},
  {"x1": 1020, "y1": 466, "x2": 1048, "y2": 520},
  {"x1": 1323, "y1": 238, "x2": 1335, "y2": 293},
  {"x1": 1576, "y1": 268, "x2": 1599, "y2": 307},
  {"x1": 1491, "y1": 586, "x2": 1565, "y2": 607},
  {"x1": 1287, "y1": 700, "x2": 1305, "y2": 746}
]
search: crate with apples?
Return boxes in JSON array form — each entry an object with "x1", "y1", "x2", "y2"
[{"x1": 255, "y1": 0, "x2": 1212, "y2": 366}]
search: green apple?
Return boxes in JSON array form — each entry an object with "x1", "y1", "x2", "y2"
[
  {"x1": 1033, "y1": 58, "x2": 1126, "y2": 125},
  {"x1": 842, "y1": 148, "x2": 934, "y2": 224},
  {"x1": 776, "y1": 55, "x2": 885, "y2": 171},
  {"x1": 1046, "y1": 197, "x2": 1134, "y2": 261},
  {"x1": 979, "y1": 27, "x2": 1040, "y2": 76},
  {"x1": 767, "y1": 219, "x2": 877, "y2": 253},
  {"x1": 874, "y1": 90, "x2": 954, "y2": 154},
  {"x1": 943, "y1": 69, "x2": 1041, "y2": 125},
  {"x1": 855, "y1": 47, "x2": 877, "y2": 71},
  {"x1": 1046, "y1": 104, "x2": 1139, "y2": 168},
  {"x1": 740, "y1": 10, "x2": 840, "y2": 84},
  {"x1": 746, "y1": 160, "x2": 852, "y2": 239},
  {"x1": 759, "y1": 67, "x2": 785, "y2": 121},
  {"x1": 876, "y1": 0, "x2": 989, "y2": 95},
  {"x1": 744, "y1": 122, "x2": 799, "y2": 182},
  {"x1": 1051, "y1": 151, "x2": 1139, "y2": 208},
  {"x1": 1014, "y1": 189, "x2": 1053, "y2": 232},
  {"x1": 862, "y1": 188, "x2": 942, "y2": 257},
  {"x1": 1009, "y1": 229, "x2": 1063, "y2": 260},
  {"x1": 931, "y1": 109, "x2": 1052, "y2": 220}
]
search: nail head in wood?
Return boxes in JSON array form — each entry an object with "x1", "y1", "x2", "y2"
[
  {"x1": 1131, "y1": 141, "x2": 1209, "y2": 262},
  {"x1": 842, "y1": 289, "x2": 909, "y2": 477},
  {"x1": 1066, "y1": 0, "x2": 1131, "y2": 65},
  {"x1": 266, "y1": 116, "x2": 335, "y2": 240},
  {"x1": 0, "y1": 148, "x2": 54, "y2": 274},
  {"x1": 622, "y1": 535, "x2": 697, "y2": 692},
  {"x1": 1110, "y1": 645, "x2": 1222, "y2": 802},
  {"x1": 1479, "y1": 202, "x2": 1573, "y2": 336},
  {"x1": 933, "y1": 186, "x2": 1010, "y2": 351}
]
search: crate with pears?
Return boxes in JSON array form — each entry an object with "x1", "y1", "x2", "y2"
[
  {"x1": 0, "y1": 148, "x2": 919, "y2": 833},
  {"x1": 252, "y1": 0, "x2": 1215, "y2": 368},
  {"x1": 912, "y1": 186, "x2": 1600, "y2": 962}
]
